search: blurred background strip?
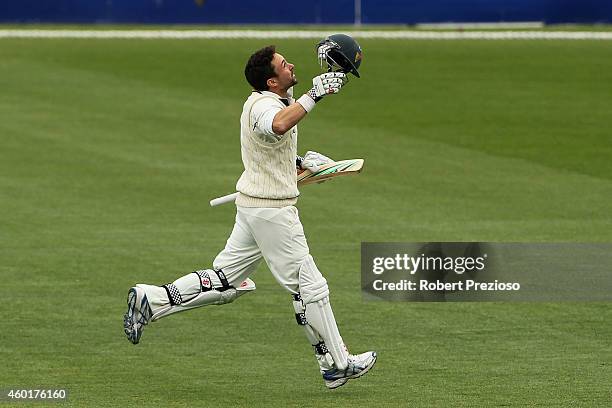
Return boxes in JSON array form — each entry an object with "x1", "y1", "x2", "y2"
[{"x1": 1, "y1": 0, "x2": 612, "y2": 25}]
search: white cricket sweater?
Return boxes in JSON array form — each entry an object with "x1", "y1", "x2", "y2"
[{"x1": 235, "y1": 91, "x2": 299, "y2": 208}]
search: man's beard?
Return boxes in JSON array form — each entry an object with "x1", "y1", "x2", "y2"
[{"x1": 283, "y1": 77, "x2": 298, "y2": 93}]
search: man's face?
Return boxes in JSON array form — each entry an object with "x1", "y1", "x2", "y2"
[{"x1": 270, "y1": 53, "x2": 297, "y2": 91}]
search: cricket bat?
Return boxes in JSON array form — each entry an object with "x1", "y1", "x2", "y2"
[{"x1": 209, "y1": 158, "x2": 364, "y2": 207}]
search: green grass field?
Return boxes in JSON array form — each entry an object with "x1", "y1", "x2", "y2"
[{"x1": 1, "y1": 33, "x2": 611, "y2": 407}]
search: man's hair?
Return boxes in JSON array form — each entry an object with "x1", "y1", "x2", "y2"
[{"x1": 244, "y1": 45, "x2": 277, "y2": 91}]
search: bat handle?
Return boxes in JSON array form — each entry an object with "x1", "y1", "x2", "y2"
[{"x1": 209, "y1": 192, "x2": 239, "y2": 207}]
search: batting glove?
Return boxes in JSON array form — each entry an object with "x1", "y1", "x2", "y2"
[
  {"x1": 301, "y1": 151, "x2": 333, "y2": 173},
  {"x1": 317, "y1": 42, "x2": 335, "y2": 69},
  {"x1": 308, "y1": 72, "x2": 347, "y2": 101}
]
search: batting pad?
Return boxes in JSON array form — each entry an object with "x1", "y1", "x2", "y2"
[
  {"x1": 136, "y1": 270, "x2": 256, "y2": 322},
  {"x1": 292, "y1": 294, "x2": 334, "y2": 372},
  {"x1": 298, "y1": 256, "x2": 348, "y2": 370},
  {"x1": 305, "y1": 297, "x2": 349, "y2": 371},
  {"x1": 298, "y1": 255, "x2": 329, "y2": 304}
]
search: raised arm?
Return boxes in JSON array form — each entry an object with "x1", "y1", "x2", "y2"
[{"x1": 272, "y1": 72, "x2": 348, "y2": 135}]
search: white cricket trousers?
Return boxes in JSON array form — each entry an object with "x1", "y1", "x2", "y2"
[{"x1": 212, "y1": 205, "x2": 309, "y2": 293}]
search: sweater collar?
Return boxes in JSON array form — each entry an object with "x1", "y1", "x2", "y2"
[{"x1": 254, "y1": 90, "x2": 290, "y2": 106}]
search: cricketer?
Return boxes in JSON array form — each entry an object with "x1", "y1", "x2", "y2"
[{"x1": 123, "y1": 35, "x2": 376, "y2": 389}]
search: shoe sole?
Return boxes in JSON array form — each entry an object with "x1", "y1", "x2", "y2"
[
  {"x1": 325, "y1": 377, "x2": 349, "y2": 389},
  {"x1": 123, "y1": 287, "x2": 152, "y2": 344},
  {"x1": 325, "y1": 352, "x2": 378, "y2": 389}
]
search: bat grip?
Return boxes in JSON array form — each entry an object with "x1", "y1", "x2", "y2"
[{"x1": 209, "y1": 192, "x2": 239, "y2": 207}]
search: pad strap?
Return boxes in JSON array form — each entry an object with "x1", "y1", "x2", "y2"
[
  {"x1": 162, "y1": 283, "x2": 183, "y2": 306},
  {"x1": 193, "y1": 269, "x2": 233, "y2": 293},
  {"x1": 292, "y1": 293, "x2": 307, "y2": 325},
  {"x1": 314, "y1": 341, "x2": 329, "y2": 356},
  {"x1": 214, "y1": 269, "x2": 232, "y2": 292},
  {"x1": 194, "y1": 270, "x2": 212, "y2": 292}
]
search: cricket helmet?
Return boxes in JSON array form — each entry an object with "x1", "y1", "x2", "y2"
[{"x1": 317, "y1": 33, "x2": 363, "y2": 78}]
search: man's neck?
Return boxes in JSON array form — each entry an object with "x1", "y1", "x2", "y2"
[{"x1": 268, "y1": 88, "x2": 289, "y2": 98}]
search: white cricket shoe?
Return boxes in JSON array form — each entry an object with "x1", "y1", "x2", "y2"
[
  {"x1": 123, "y1": 286, "x2": 152, "y2": 344},
  {"x1": 322, "y1": 351, "x2": 377, "y2": 389}
]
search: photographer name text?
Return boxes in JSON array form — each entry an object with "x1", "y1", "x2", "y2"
[{"x1": 372, "y1": 279, "x2": 520, "y2": 292}]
